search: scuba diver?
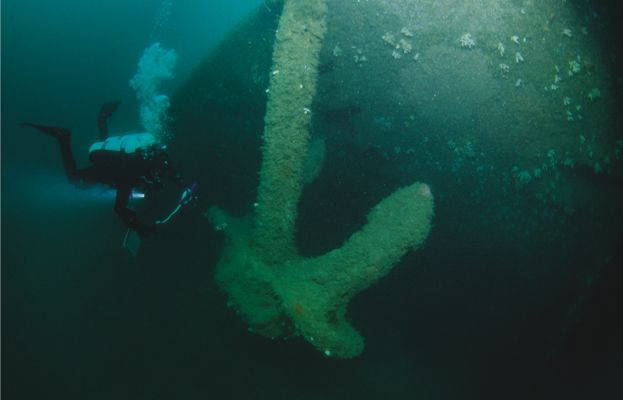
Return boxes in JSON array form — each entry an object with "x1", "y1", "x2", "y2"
[{"x1": 22, "y1": 102, "x2": 196, "y2": 244}]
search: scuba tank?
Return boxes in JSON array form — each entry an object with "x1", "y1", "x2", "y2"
[{"x1": 88, "y1": 133, "x2": 158, "y2": 161}]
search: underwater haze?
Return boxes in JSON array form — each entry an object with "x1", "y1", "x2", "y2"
[{"x1": 2, "y1": 0, "x2": 623, "y2": 399}]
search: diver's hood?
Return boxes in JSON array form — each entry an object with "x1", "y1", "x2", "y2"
[{"x1": 89, "y1": 133, "x2": 158, "y2": 155}]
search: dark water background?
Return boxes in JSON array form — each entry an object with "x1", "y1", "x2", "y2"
[{"x1": 3, "y1": 1, "x2": 623, "y2": 399}]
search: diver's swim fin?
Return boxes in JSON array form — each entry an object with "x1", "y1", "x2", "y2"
[
  {"x1": 97, "y1": 101, "x2": 121, "y2": 140},
  {"x1": 122, "y1": 228, "x2": 142, "y2": 257},
  {"x1": 21, "y1": 123, "x2": 71, "y2": 141}
]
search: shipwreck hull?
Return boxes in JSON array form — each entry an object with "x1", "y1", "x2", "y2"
[{"x1": 168, "y1": 0, "x2": 622, "y2": 381}]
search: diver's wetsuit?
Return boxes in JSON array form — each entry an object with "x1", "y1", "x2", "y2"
[{"x1": 22, "y1": 103, "x2": 181, "y2": 238}]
